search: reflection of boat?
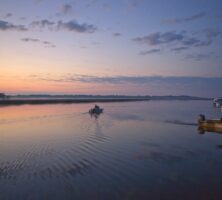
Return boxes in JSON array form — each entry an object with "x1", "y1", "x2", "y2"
[
  {"x1": 89, "y1": 105, "x2": 103, "y2": 115},
  {"x1": 198, "y1": 114, "x2": 222, "y2": 134}
]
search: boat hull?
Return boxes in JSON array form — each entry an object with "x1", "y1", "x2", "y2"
[
  {"x1": 198, "y1": 120, "x2": 222, "y2": 134},
  {"x1": 89, "y1": 108, "x2": 103, "y2": 114}
]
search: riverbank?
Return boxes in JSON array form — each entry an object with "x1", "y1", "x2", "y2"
[
  {"x1": 0, "y1": 97, "x2": 151, "y2": 105},
  {"x1": 0, "y1": 95, "x2": 211, "y2": 106}
]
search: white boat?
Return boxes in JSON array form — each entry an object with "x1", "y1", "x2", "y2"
[
  {"x1": 89, "y1": 105, "x2": 103, "y2": 115},
  {"x1": 213, "y1": 98, "x2": 222, "y2": 107}
]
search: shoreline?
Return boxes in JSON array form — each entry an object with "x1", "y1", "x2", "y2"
[
  {"x1": 0, "y1": 98, "x2": 151, "y2": 105},
  {"x1": 0, "y1": 97, "x2": 210, "y2": 106}
]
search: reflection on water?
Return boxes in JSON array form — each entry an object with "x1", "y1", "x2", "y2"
[
  {"x1": 0, "y1": 101, "x2": 222, "y2": 200},
  {"x1": 198, "y1": 127, "x2": 222, "y2": 135},
  {"x1": 164, "y1": 119, "x2": 197, "y2": 126}
]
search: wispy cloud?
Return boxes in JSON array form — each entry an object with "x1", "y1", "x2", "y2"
[
  {"x1": 30, "y1": 19, "x2": 55, "y2": 29},
  {"x1": 29, "y1": 19, "x2": 97, "y2": 33},
  {"x1": 162, "y1": 12, "x2": 206, "y2": 24},
  {"x1": 21, "y1": 37, "x2": 40, "y2": 42},
  {"x1": 0, "y1": 20, "x2": 27, "y2": 31},
  {"x1": 202, "y1": 28, "x2": 221, "y2": 40},
  {"x1": 85, "y1": 0, "x2": 98, "y2": 8},
  {"x1": 186, "y1": 52, "x2": 214, "y2": 61},
  {"x1": 3, "y1": 13, "x2": 13, "y2": 19},
  {"x1": 139, "y1": 49, "x2": 160, "y2": 55},
  {"x1": 0, "y1": 18, "x2": 97, "y2": 34},
  {"x1": 45, "y1": 44, "x2": 56, "y2": 48},
  {"x1": 29, "y1": 74, "x2": 222, "y2": 85},
  {"x1": 133, "y1": 29, "x2": 221, "y2": 54},
  {"x1": 27, "y1": 73, "x2": 222, "y2": 96},
  {"x1": 191, "y1": 28, "x2": 221, "y2": 47},
  {"x1": 58, "y1": 4, "x2": 72, "y2": 15},
  {"x1": 0, "y1": 18, "x2": 95, "y2": 34},
  {"x1": 20, "y1": 37, "x2": 56, "y2": 48},
  {"x1": 171, "y1": 46, "x2": 189, "y2": 53},
  {"x1": 127, "y1": 0, "x2": 144, "y2": 9},
  {"x1": 133, "y1": 31, "x2": 184, "y2": 46},
  {"x1": 57, "y1": 20, "x2": 97, "y2": 33},
  {"x1": 113, "y1": 32, "x2": 121, "y2": 37}
]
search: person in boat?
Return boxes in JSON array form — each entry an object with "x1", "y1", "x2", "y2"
[
  {"x1": 198, "y1": 114, "x2": 205, "y2": 123},
  {"x1": 89, "y1": 104, "x2": 103, "y2": 114},
  {"x1": 95, "y1": 104, "x2": 100, "y2": 109}
]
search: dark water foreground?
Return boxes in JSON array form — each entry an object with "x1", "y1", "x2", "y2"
[{"x1": 0, "y1": 101, "x2": 222, "y2": 200}]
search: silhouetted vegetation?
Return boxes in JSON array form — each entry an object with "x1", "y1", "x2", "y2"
[
  {"x1": 0, "y1": 93, "x2": 6, "y2": 99},
  {"x1": 8, "y1": 94, "x2": 211, "y2": 100},
  {"x1": 0, "y1": 94, "x2": 210, "y2": 105}
]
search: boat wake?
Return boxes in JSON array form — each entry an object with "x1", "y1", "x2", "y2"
[{"x1": 164, "y1": 120, "x2": 197, "y2": 126}]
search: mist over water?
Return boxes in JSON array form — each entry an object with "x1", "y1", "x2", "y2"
[{"x1": 0, "y1": 101, "x2": 222, "y2": 200}]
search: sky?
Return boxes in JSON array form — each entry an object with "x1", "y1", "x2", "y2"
[{"x1": 0, "y1": 0, "x2": 222, "y2": 97}]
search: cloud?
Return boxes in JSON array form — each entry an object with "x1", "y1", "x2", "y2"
[
  {"x1": 202, "y1": 28, "x2": 221, "y2": 40},
  {"x1": 33, "y1": 74, "x2": 157, "y2": 84},
  {"x1": 23, "y1": 73, "x2": 222, "y2": 97},
  {"x1": 0, "y1": 18, "x2": 97, "y2": 34},
  {"x1": 185, "y1": 12, "x2": 206, "y2": 21},
  {"x1": 162, "y1": 12, "x2": 206, "y2": 24},
  {"x1": 102, "y1": 3, "x2": 112, "y2": 10},
  {"x1": 21, "y1": 37, "x2": 40, "y2": 42},
  {"x1": 113, "y1": 32, "x2": 121, "y2": 37},
  {"x1": 42, "y1": 41, "x2": 51, "y2": 45},
  {"x1": 28, "y1": 73, "x2": 222, "y2": 97},
  {"x1": 0, "y1": 20, "x2": 27, "y2": 31},
  {"x1": 20, "y1": 37, "x2": 56, "y2": 48},
  {"x1": 30, "y1": 74, "x2": 219, "y2": 85},
  {"x1": 133, "y1": 31, "x2": 184, "y2": 46},
  {"x1": 216, "y1": 15, "x2": 222, "y2": 19},
  {"x1": 19, "y1": 17, "x2": 27, "y2": 21},
  {"x1": 127, "y1": 0, "x2": 144, "y2": 8},
  {"x1": 58, "y1": 4, "x2": 72, "y2": 15},
  {"x1": 43, "y1": 40, "x2": 56, "y2": 47},
  {"x1": 57, "y1": 20, "x2": 97, "y2": 33},
  {"x1": 182, "y1": 37, "x2": 199, "y2": 45},
  {"x1": 30, "y1": 19, "x2": 55, "y2": 28},
  {"x1": 171, "y1": 46, "x2": 189, "y2": 53},
  {"x1": 139, "y1": 49, "x2": 160, "y2": 55},
  {"x1": 186, "y1": 53, "x2": 214, "y2": 61},
  {"x1": 133, "y1": 29, "x2": 221, "y2": 52},
  {"x1": 3, "y1": 13, "x2": 13, "y2": 18},
  {"x1": 29, "y1": 19, "x2": 97, "y2": 33},
  {"x1": 45, "y1": 44, "x2": 56, "y2": 48},
  {"x1": 85, "y1": 0, "x2": 98, "y2": 8},
  {"x1": 191, "y1": 28, "x2": 221, "y2": 47}
]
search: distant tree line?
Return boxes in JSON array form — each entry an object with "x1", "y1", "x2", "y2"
[{"x1": 0, "y1": 93, "x2": 8, "y2": 100}]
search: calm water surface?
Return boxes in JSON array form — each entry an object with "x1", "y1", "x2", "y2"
[{"x1": 0, "y1": 101, "x2": 222, "y2": 200}]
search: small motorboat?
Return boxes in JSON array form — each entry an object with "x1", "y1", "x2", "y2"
[
  {"x1": 198, "y1": 114, "x2": 222, "y2": 134},
  {"x1": 89, "y1": 104, "x2": 103, "y2": 115},
  {"x1": 213, "y1": 98, "x2": 222, "y2": 108}
]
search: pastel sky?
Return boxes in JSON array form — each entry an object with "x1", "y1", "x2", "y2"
[{"x1": 0, "y1": 0, "x2": 222, "y2": 97}]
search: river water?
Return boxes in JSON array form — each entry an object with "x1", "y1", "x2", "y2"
[{"x1": 0, "y1": 100, "x2": 222, "y2": 200}]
